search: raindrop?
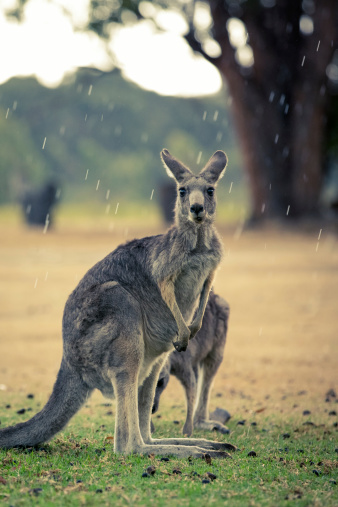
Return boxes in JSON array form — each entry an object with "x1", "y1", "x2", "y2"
[
  {"x1": 275, "y1": 134, "x2": 279, "y2": 144},
  {"x1": 279, "y1": 94, "x2": 285, "y2": 105},
  {"x1": 43, "y1": 214, "x2": 50, "y2": 234},
  {"x1": 318, "y1": 228, "x2": 322, "y2": 240},
  {"x1": 216, "y1": 131, "x2": 223, "y2": 142},
  {"x1": 203, "y1": 111, "x2": 207, "y2": 121},
  {"x1": 56, "y1": 188, "x2": 62, "y2": 199},
  {"x1": 101, "y1": 114, "x2": 104, "y2": 122},
  {"x1": 42, "y1": 137, "x2": 47, "y2": 150},
  {"x1": 269, "y1": 91, "x2": 275, "y2": 102},
  {"x1": 261, "y1": 203, "x2": 265, "y2": 213},
  {"x1": 150, "y1": 189, "x2": 154, "y2": 200},
  {"x1": 229, "y1": 182, "x2": 233, "y2": 193},
  {"x1": 197, "y1": 151, "x2": 202, "y2": 164},
  {"x1": 5, "y1": 108, "x2": 9, "y2": 119},
  {"x1": 301, "y1": 56, "x2": 305, "y2": 67},
  {"x1": 34, "y1": 278, "x2": 38, "y2": 289},
  {"x1": 115, "y1": 203, "x2": 119, "y2": 215},
  {"x1": 85, "y1": 170, "x2": 89, "y2": 181},
  {"x1": 317, "y1": 40, "x2": 320, "y2": 52},
  {"x1": 284, "y1": 104, "x2": 289, "y2": 114},
  {"x1": 106, "y1": 190, "x2": 110, "y2": 200},
  {"x1": 105, "y1": 204, "x2": 111, "y2": 214},
  {"x1": 213, "y1": 110, "x2": 219, "y2": 121},
  {"x1": 84, "y1": 114, "x2": 87, "y2": 122},
  {"x1": 88, "y1": 85, "x2": 93, "y2": 96},
  {"x1": 315, "y1": 242, "x2": 319, "y2": 252},
  {"x1": 26, "y1": 204, "x2": 31, "y2": 215},
  {"x1": 13, "y1": 101, "x2": 17, "y2": 110},
  {"x1": 286, "y1": 205, "x2": 290, "y2": 216},
  {"x1": 96, "y1": 180, "x2": 100, "y2": 191}
]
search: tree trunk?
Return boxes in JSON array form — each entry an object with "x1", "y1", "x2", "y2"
[{"x1": 204, "y1": 0, "x2": 338, "y2": 222}]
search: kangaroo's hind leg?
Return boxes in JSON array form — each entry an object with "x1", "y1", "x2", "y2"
[
  {"x1": 135, "y1": 360, "x2": 233, "y2": 458},
  {"x1": 193, "y1": 354, "x2": 229, "y2": 434},
  {"x1": 178, "y1": 365, "x2": 197, "y2": 437},
  {"x1": 139, "y1": 360, "x2": 235, "y2": 454}
]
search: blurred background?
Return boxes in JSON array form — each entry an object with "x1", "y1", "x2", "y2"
[
  {"x1": 0, "y1": 0, "x2": 338, "y2": 226},
  {"x1": 0, "y1": 1, "x2": 337, "y2": 419}
]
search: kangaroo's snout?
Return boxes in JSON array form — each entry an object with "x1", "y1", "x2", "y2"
[
  {"x1": 190, "y1": 204, "x2": 204, "y2": 215},
  {"x1": 190, "y1": 203, "x2": 205, "y2": 223}
]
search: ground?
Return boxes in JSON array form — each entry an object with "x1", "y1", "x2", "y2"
[{"x1": 0, "y1": 208, "x2": 337, "y2": 506}]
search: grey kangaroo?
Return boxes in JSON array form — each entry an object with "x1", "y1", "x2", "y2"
[
  {"x1": 0, "y1": 149, "x2": 235, "y2": 458},
  {"x1": 152, "y1": 291, "x2": 230, "y2": 437}
]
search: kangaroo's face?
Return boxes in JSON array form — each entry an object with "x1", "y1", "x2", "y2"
[
  {"x1": 160, "y1": 149, "x2": 228, "y2": 226},
  {"x1": 176, "y1": 175, "x2": 216, "y2": 225}
]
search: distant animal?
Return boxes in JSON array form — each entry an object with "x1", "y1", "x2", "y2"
[
  {"x1": 159, "y1": 181, "x2": 176, "y2": 223},
  {"x1": 21, "y1": 181, "x2": 58, "y2": 227},
  {"x1": 0, "y1": 149, "x2": 236, "y2": 458},
  {"x1": 152, "y1": 291, "x2": 230, "y2": 437}
]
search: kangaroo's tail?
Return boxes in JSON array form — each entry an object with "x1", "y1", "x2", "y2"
[{"x1": 0, "y1": 360, "x2": 91, "y2": 448}]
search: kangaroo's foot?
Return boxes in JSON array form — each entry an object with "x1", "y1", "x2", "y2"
[
  {"x1": 148, "y1": 437, "x2": 236, "y2": 452},
  {"x1": 194, "y1": 419, "x2": 230, "y2": 434},
  {"x1": 134, "y1": 443, "x2": 231, "y2": 459}
]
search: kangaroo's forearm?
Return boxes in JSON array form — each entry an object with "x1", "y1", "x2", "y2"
[
  {"x1": 158, "y1": 278, "x2": 188, "y2": 334},
  {"x1": 191, "y1": 272, "x2": 215, "y2": 328}
]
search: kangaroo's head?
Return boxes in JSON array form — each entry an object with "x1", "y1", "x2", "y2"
[{"x1": 160, "y1": 149, "x2": 227, "y2": 226}]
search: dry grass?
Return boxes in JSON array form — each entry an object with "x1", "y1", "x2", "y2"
[{"x1": 0, "y1": 213, "x2": 337, "y2": 423}]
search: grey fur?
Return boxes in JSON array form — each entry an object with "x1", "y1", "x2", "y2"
[
  {"x1": 0, "y1": 149, "x2": 235, "y2": 458},
  {"x1": 152, "y1": 291, "x2": 230, "y2": 437}
]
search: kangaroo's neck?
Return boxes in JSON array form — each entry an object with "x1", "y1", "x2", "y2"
[{"x1": 173, "y1": 219, "x2": 215, "y2": 251}]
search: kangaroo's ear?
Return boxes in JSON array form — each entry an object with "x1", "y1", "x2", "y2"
[
  {"x1": 160, "y1": 149, "x2": 192, "y2": 183},
  {"x1": 200, "y1": 151, "x2": 228, "y2": 184}
]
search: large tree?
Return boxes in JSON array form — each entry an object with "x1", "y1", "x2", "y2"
[
  {"x1": 6, "y1": 0, "x2": 338, "y2": 221},
  {"x1": 88, "y1": 0, "x2": 338, "y2": 221}
]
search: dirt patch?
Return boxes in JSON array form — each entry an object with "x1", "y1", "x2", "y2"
[{"x1": 0, "y1": 220, "x2": 337, "y2": 418}]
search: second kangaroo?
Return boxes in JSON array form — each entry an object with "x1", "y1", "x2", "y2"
[{"x1": 0, "y1": 149, "x2": 234, "y2": 458}]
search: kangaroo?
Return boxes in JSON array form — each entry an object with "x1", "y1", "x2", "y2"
[
  {"x1": 0, "y1": 149, "x2": 235, "y2": 458},
  {"x1": 152, "y1": 291, "x2": 230, "y2": 437}
]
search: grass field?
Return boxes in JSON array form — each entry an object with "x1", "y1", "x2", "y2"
[{"x1": 0, "y1": 206, "x2": 337, "y2": 506}]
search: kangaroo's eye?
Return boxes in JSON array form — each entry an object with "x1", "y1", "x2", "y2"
[
  {"x1": 207, "y1": 187, "x2": 214, "y2": 196},
  {"x1": 179, "y1": 188, "x2": 186, "y2": 197},
  {"x1": 157, "y1": 378, "x2": 164, "y2": 387}
]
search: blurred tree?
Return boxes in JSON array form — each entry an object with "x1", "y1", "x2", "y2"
[
  {"x1": 5, "y1": 0, "x2": 338, "y2": 220},
  {"x1": 84, "y1": 0, "x2": 338, "y2": 221}
]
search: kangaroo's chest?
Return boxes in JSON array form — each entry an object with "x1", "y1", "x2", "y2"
[{"x1": 174, "y1": 251, "x2": 218, "y2": 320}]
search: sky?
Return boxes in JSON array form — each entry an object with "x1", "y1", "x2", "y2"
[{"x1": 0, "y1": 0, "x2": 223, "y2": 96}]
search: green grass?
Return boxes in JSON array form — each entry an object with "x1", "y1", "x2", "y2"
[{"x1": 1, "y1": 394, "x2": 337, "y2": 506}]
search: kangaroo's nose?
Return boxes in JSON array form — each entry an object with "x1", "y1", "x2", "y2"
[{"x1": 190, "y1": 204, "x2": 204, "y2": 215}]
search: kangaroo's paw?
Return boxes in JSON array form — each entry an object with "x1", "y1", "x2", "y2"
[{"x1": 172, "y1": 329, "x2": 190, "y2": 352}]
